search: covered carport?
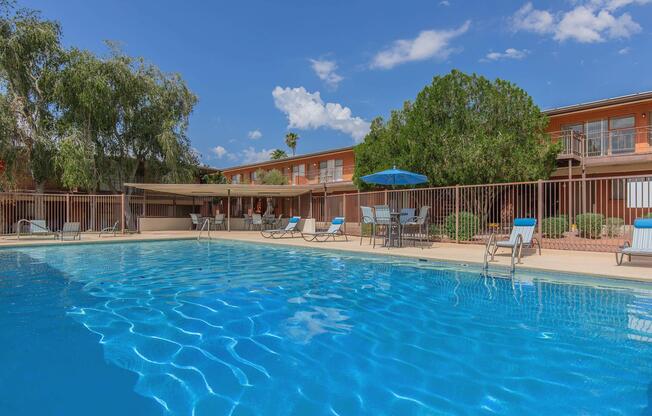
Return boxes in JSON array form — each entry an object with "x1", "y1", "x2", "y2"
[{"x1": 124, "y1": 183, "x2": 314, "y2": 231}]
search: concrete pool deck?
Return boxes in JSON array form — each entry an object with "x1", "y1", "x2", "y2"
[{"x1": 2, "y1": 230, "x2": 652, "y2": 282}]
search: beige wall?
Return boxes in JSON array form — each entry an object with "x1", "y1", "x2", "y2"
[{"x1": 139, "y1": 217, "x2": 192, "y2": 231}]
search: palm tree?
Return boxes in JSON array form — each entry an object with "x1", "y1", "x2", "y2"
[
  {"x1": 270, "y1": 149, "x2": 288, "y2": 160},
  {"x1": 285, "y1": 132, "x2": 299, "y2": 156}
]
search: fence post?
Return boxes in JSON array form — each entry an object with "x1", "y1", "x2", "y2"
[
  {"x1": 120, "y1": 193, "x2": 126, "y2": 233},
  {"x1": 66, "y1": 193, "x2": 70, "y2": 223},
  {"x1": 537, "y1": 179, "x2": 543, "y2": 244},
  {"x1": 384, "y1": 189, "x2": 388, "y2": 206},
  {"x1": 455, "y1": 185, "x2": 460, "y2": 243}
]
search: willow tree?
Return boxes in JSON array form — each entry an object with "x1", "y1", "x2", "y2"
[
  {"x1": 54, "y1": 46, "x2": 199, "y2": 194},
  {"x1": 0, "y1": 2, "x2": 63, "y2": 191}
]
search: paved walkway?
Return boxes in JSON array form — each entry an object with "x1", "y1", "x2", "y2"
[{"x1": 2, "y1": 230, "x2": 651, "y2": 282}]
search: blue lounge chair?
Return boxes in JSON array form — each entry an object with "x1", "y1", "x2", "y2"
[
  {"x1": 487, "y1": 218, "x2": 541, "y2": 264},
  {"x1": 302, "y1": 217, "x2": 347, "y2": 242},
  {"x1": 617, "y1": 218, "x2": 652, "y2": 265},
  {"x1": 261, "y1": 216, "x2": 301, "y2": 239}
]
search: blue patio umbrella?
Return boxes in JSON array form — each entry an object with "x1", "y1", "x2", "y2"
[{"x1": 361, "y1": 166, "x2": 428, "y2": 186}]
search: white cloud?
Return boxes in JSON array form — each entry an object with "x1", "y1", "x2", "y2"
[
  {"x1": 484, "y1": 48, "x2": 529, "y2": 61},
  {"x1": 310, "y1": 59, "x2": 343, "y2": 88},
  {"x1": 511, "y1": 3, "x2": 555, "y2": 34},
  {"x1": 272, "y1": 86, "x2": 370, "y2": 142},
  {"x1": 618, "y1": 46, "x2": 632, "y2": 54},
  {"x1": 370, "y1": 20, "x2": 471, "y2": 69},
  {"x1": 212, "y1": 145, "x2": 228, "y2": 159},
  {"x1": 241, "y1": 147, "x2": 273, "y2": 164},
  {"x1": 247, "y1": 129, "x2": 262, "y2": 140},
  {"x1": 511, "y1": 1, "x2": 644, "y2": 43},
  {"x1": 555, "y1": 6, "x2": 640, "y2": 42},
  {"x1": 439, "y1": 0, "x2": 450, "y2": 6}
]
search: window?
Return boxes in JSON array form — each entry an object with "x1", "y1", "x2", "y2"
[
  {"x1": 292, "y1": 164, "x2": 305, "y2": 184},
  {"x1": 318, "y1": 159, "x2": 343, "y2": 183},
  {"x1": 609, "y1": 116, "x2": 636, "y2": 154},
  {"x1": 231, "y1": 174, "x2": 241, "y2": 184},
  {"x1": 585, "y1": 120, "x2": 607, "y2": 157},
  {"x1": 251, "y1": 170, "x2": 259, "y2": 183},
  {"x1": 627, "y1": 177, "x2": 652, "y2": 208},
  {"x1": 334, "y1": 159, "x2": 343, "y2": 181}
]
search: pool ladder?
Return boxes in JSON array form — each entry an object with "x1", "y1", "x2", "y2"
[
  {"x1": 197, "y1": 218, "x2": 214, "y2": 240},
  {"x1": 483, "y1": 232, "x2": 522, "y2": 274}
]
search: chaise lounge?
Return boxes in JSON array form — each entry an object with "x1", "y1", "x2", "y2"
[
  {"x1": 261, "y1": 216, "x2": 301, "y2": 239},
  {"x1": 486, "y1": 218, "x2": 541, "y2": 265},
  {"x1": 302, "y1": 217, "x2": 347, "y2": 242},
  {"x1": 616, "y1": 218, "x2": 652, "y2": 265}
]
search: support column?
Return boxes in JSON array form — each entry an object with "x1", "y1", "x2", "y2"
[
  {"x1": 568, "y1": 160, "x2": 573, "y2": 226},
  {"x1": 227, "y1": 190, "x2": 231, "y2": 232},
  {"x1": 537, "y1": 179, "x2": 543, "y2": 244},
  {"x1": 309, "y1": 191, "x2": 313, "y2": 218},
  {"x1": 66, "y1": 193, "x2": 70, "y2": 223},
  {"x1": 120, "y1": 193, "x2": 126, "y2": 233},
  {"x1": 455, "y1": 185, "x2": 460, "y2": 243}
]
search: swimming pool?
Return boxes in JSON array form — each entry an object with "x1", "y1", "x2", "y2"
[{"x1": 1, "y1": 239, "x2": 652, "y2": 415}]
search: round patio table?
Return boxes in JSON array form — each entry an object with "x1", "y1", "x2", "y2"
[{"x1": 385, "y1": 212, "x2": 402, "y2": 247}]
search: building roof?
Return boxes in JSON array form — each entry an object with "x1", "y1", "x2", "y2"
[
  {"x1": 544, "y1": 90, "x2": 652, "y2": 116},
  {"x1": 217, "y1": 146, "x2": 355, "y2": 173},
  {"x1": 124, "y1": 183, "x2": 313, "y2": 197}
]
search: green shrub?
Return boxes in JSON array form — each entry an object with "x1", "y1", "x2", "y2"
[
  {"x1": 575, "y1": 213, "x2": 605, "y2": 239},
  {"x1": 645, "y1": 213, "x2": 652, "y2": 219},
  {"x1": 445, "y1": 211, "x2": 479, "y2": 241},
  {"x1": 429, "y1": 223, "x2": 445, "y2": 239},
  {"x1": 360, "y1": 223, "x2": 373, "y2": 237},
  {"x1": 605, "y1": 217, "x2": 624, "y2": 238},
  {"x1": 541, "y1": 216, "x2": 568, "y2": 239}
]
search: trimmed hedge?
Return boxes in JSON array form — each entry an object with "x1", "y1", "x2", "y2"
[
  {"x1": 605, "y1": 217, "x2": 624, "y2": 238},
  {"x1": 541, "y1": 216, "x2": 568, "y2": 239},
  {"x1": 575, "y1": 213, "x2": 605, "y2": 239},
  {"x1": 445, "y1": 211, "x2": 479, "y2": 241}
]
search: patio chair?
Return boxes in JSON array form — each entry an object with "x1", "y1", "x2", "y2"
[
  {"x1": 374, "y1": 205, "x2": 395, "y2": 248},
  {"x1": 360, "y1": 206, "x2": 377, "y2": 247},
  {"x1": 16, "y1": 219, "x2": 56, "y2": 239},
  {"x1": 403, "y1": 206, "x2": 430, "y2": 248},
  {"x1": 58, "y1": 222, "x2": 81, "y2": 241},
  {"x1": 213, "y1": 213, "x2": 225, "y2": 230},
  {"x1": 261, "y1": 216, "x2": 301, "y2": 239},
  {"x1": 99, "y1": 220, "x2": 119, "y2": 237},
  {"x1": 251, "y1": 214, "x2": 263, "y2": 231},
  {"x1": 486, "y1": 218, "x2": 541, "y2": 265},
  {"x1": 302, "y1": 217, "x2": 347, "y2": 242},
  {"x1": 399, "y1": 208, "x2": 416, "y2": 225},
  {"x1": 616, "y1": 218, "x2": 652, "y2": 265},
  {"x1": 189, "y1": 213, "x2": 203, "y2": 230}
]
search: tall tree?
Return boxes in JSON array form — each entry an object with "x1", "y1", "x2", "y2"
[
  {"x1": 285, "y1": 132, "x2": 299, "y2": 156},
  {"x1": 0, "y1": 1, "x2": 64, "y2": 191},
  {"x1": 54, "y1": 46, "x2": 199, "y2": 193},
  {"x1": 354, "y1": 70, "x2": 560, "y2": 189},
  {"x1": 270, "y1": 149, "x2": 288, "y2": 160}
]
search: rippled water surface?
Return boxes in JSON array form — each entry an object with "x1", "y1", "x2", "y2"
[{"x1": 2, "y1": 239, "x2": 652, "y2": 415}]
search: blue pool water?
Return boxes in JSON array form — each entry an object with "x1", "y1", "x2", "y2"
[{"x1": 2, "y1": 240, "x2": 652, "y2": 415}]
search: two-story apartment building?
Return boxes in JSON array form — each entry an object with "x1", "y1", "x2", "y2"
[
  {"x1": 548, "y1": 91, "x2": 652, "y2": 179},
  {"x1": 221, "y1": 146, "x2": 356, "y2": 195},
  {"x1": 220, "y1": 91, "x2": 652, "y2": 192}
]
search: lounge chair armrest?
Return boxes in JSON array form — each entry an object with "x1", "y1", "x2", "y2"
[{"x1": 618, "y1": 241, "x2": 631, "y2": 250}]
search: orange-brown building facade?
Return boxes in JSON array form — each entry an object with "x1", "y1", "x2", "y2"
[{"x1": 222, "y1": 92, "x2": 652, "y2": 190}]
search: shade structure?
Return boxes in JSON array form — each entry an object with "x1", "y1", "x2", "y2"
[
  {"x1": 361, "y1": 167, "x2": 428, "y2": 186},
  {"x1": 124, "y1": 183, "x2": 312, "y2": 197}
]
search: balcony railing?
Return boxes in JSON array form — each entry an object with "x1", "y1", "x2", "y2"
[{"x1": 551, "y1": 126, "x2": 652, "y2": 159}]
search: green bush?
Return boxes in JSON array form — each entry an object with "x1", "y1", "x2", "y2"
[
  {"x1": 541, "y1": 216, "x2": 568, "y2": 239},
  {"x1": 429, "y1": 223, "x2": 445, "y2": 239},
  {"x1": 645, "y1": 213, "x2": 652, "y2": 219},
  {"x1": 445, "y1": 211, "x2": 479, "y2": 241},
  {"x1": 360, "y1": 223, "x2": 373, "y2": 237},
  {"x1": 605, "y1": 217, "x2": 624, "y2": 238},
  {"x1": 575, "y1": 213, "x2": 605, "y2": 239}
]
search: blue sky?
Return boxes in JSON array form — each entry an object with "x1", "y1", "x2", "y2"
[{"x1": 22, "y1": 0, "x2": 652, "y2": 167}]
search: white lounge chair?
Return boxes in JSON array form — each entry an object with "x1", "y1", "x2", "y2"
[
  {"x1": 99, "y1": 220, "x2": 119, "y2": 237},
  {"x1": 58, "y1": 222, "x2": 81, "y2": 241},
  {"x1": 617, "y1": 218, "x2": 652, "y2": 265},
  {"x1": 261, "y1": 216, "x2": 301, "y2": 239},
  {"x1": 487, "y1": 218, "x2": 541, "y2": 264},
  {"x1": 302, "y1": 217, "x2": 347, "y2": 242},
  {"x1": 16, "y1": 219, "x2": 55, "y2": 239}
]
